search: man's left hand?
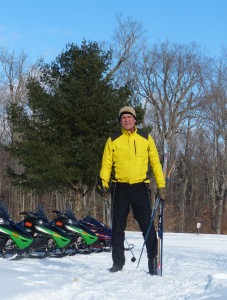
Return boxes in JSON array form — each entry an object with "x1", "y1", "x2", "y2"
[{"x1": 156, "y1": 187, "x2": 167, "y2": 201}]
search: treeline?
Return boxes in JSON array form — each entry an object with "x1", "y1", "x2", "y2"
[{"x1": 0, "y1": 15, "x2": 226, "y2": 234}]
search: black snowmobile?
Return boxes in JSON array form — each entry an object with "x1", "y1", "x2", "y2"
[
  {"x1": 80, "y1": 215, "x2": 112, "y2": 251},
  {"x1": 0, "y1": 202, "x2": 33, "y2": 259},
  {"x1": 18, "y1": 204, "x2": 71, "y2": 258}
]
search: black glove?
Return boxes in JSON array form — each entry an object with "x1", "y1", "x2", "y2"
[
  {"x1": 97, "y1": 177, "x2": 109, "y2": 197},
  {"x1": 155, "y1": 187, "x2": 167, "y2": 201}
]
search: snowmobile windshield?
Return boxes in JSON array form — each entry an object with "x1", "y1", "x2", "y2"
[
  {"x1": 64, "y1": 205, "x2": 78, "y2": 221},
  {"x1": 0, "y1": 202, "x2": 10, "y2": 218},
  {"x1": 34, "y1": 205, "x2": 48, "y2": 220}
]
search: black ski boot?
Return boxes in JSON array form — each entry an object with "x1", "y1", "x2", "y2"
[
  {"x1": 148, "y1": 257, "x2": 157, "y2": 275},
  {"x1": 109, "y1": 264, "x2": 123, "y2": 273}
]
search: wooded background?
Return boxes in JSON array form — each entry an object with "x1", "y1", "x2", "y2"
[{"x1": 0, "y1": 15, "x2": 226, "y2": 234}]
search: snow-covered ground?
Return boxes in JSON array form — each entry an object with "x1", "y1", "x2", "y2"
[{"x1": 1, "y1": 232, "x2": 227, "y2": 300}]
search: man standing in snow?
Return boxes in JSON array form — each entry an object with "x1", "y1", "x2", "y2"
[{"x1": 98, "y1": 106, "x2": 166, "y2": 275}]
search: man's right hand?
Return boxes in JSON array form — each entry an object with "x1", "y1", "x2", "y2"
[{"x1": 97, "y1": 177, "x2": 109, "y2": 197}]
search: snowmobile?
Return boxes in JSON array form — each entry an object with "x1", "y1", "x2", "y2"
[
  {"x1": 0, "y1": 202, "x2": 33, "y2": 259},
  {"x1": 82, "y1": 216, "x2": 135, "y2": 255},
  {"x1": 53, "y1": 205, "x2": 112, "y2": 253},
  {"x1": 18, "y1": 204, "x2": 71, "y2": 258},
  {"x1": 52, "y1": 205, "x2": 99, "y2": 254},
  {"x1": 80, "y1": 215, "x2": 112, "y2": 251}
]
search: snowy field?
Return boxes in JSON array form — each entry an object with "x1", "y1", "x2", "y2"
[{"x1": 1, "y1": 232, "x2": 227, "y2": 300}]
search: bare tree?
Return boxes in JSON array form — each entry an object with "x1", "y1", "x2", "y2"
[
  {"x1": 202, "y1": 53, "x2": 227, "y2": 234},
  {"x1": 0, "y1": 48, "x2": 38, "y2": 143},
  {"x1": 0, "y1": 48, "x2": 29, "y2": 105},
  {"x1": 136, "y1": 40, "x2": 212, "y2": 146},
  {"x1": 132, "y1": 40, "x2": 216, "y2": 232},
  {"x1": 0, "y1": 48, "x2": 38, "y2": 219},
  {"x1": 105, "y1": 13, "x2": 146, "y2": 84}
]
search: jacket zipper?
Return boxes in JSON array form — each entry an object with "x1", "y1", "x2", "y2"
[{"x1": 134, "y1": 140, "x2": 136, "y2": 155}]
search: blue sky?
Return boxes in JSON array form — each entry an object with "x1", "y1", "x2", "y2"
[{"x1": 0, "y1": 0, "x2": 226, "y2": 63}]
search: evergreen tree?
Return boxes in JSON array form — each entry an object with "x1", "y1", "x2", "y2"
[{"x1": 5, "y1": 41, "x2": 139, "y2": 194}]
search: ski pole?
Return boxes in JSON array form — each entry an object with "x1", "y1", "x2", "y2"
[
  {"x1": 136, "y1": 197, "x2": 160, "y2": 269},
  {"x1": 125, "y1": 238, "x2": 136, "y2": 262},
  {"x1": 166, "y1": 150, "x2": 180, "y2": 183},
  {"x1": 104, "y1": 198, "x2": 112, "y2": 228},
  {"x1": 156, "y1": 138, "x2": 168, "y2": 276},
  {"x1": 157, "y1": 201, "x2": 164, "y2": 276}
]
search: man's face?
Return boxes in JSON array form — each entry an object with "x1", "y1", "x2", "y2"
[{"x1": 120, "y1": 114, "x2": 136, "y2": 132}]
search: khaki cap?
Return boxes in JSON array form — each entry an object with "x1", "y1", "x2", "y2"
[{"x1": 119, "y1": 106, "x2": 136, "y2": 121}]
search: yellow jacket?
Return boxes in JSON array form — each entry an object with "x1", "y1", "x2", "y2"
[{"x1": 100, "y1": 127, "x2": 165, "y2": 188}]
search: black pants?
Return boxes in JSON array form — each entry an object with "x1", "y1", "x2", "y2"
[{"x1": 111, "y1": 182, "x2": 157, "y2": 267}]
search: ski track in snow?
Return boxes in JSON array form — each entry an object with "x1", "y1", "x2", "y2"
[{"x1": 0, "y1": 232, "x2": 227, "y2": 300}]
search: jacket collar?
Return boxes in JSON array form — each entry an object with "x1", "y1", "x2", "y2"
[{"x1": 122, "y1": 126, "x2": 137, "y2": 136}]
